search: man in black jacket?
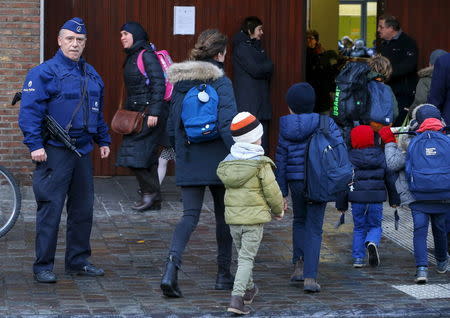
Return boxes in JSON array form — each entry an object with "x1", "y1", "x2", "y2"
[{"x1": 377, "y1": 15, "x2": 418, "y2": 126}]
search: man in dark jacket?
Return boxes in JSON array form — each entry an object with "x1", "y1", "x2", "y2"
[
  {"x1": 232, "y1": 16, "x2": 273, "y2": 154},
  {"x1": 377, "y1": 15, "x2": 418, "y2": 126}
]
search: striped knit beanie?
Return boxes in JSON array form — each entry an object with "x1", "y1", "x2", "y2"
[{"x1": 230, "y1": 112, "x2": 264, "y2": 143}]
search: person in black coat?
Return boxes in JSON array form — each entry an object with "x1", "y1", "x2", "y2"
[
  {"x1": 116, "y1": 22, "x2": 168, "y2": 211},
  {"x1": 377, "y1": 15, "x2": 418, "y2": 126},
  {"x1": 336, "y1": 125, "x2": 399, "y2": 268},
  {"x1": 160, "y1": 29, "x2": 237, "y2": 298},
  {"x1": 232, "y1": 16, "x2": 273, "y2": 153}
]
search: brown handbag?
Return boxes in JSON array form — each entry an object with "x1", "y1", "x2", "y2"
[{"x1": 111, "y1": 84, "x2": 145, "y2": 135}]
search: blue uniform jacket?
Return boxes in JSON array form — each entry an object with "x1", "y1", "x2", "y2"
[
  {"x1": 19, "y1": 49, "x2": 111, "y2": 155},
  {"x1": 275, "y1": 113, "x2": 342, "y2": 197},
  {"x1": 336, "y1": 147, "x2": 400, "y2": 211}
]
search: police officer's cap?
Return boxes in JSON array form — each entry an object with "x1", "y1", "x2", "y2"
[{"x1": 61, "y1": 17, "x2": 87, "y2": 35}]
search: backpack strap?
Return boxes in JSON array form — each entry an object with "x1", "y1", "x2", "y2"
[
  {"x1": 319, "y1": 115, "x2": 329, "y2": 135},
  {"x1": 137, "y1": 49, "x2": 150, "y2": 85}
]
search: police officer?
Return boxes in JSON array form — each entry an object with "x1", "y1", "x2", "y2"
[{"x1": 18, "y1": 18, "x2": 111, "y2": 283}]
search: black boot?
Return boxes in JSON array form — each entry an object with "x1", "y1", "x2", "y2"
[
  {"x1": 132, "y1": 192, "x2": 161, "y2": 211},
  {"x1": 214, "y1": 265, "x2": 234, "y2": 290},
  {"x1": 160, "y1": 256, "x2": 182, "y2": 298}
]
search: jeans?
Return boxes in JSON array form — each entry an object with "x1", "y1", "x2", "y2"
[
  {"x1": 351, "y1": 203, "x2": 383, "y2": 259},
  {"x1": 229, "y1": 224, "x2": 264, "y2": 297},
  {"x1": 411, "y1": 208, "x2": 448, "y2": 266},
  {"x1": 168, "y1": 185, "x2": 232, "y2": 271},
  {"x1": 289, "y1": 181, "x2": 326, "y2": 279}
]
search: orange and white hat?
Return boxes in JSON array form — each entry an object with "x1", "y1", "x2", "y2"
[{"x1": 230, "y1": 112, "x2": 263, "y2": 143}]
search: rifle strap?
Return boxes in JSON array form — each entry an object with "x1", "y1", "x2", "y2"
[{"x1": 65, "y1": 63, "x2": 88, "y2": 131}]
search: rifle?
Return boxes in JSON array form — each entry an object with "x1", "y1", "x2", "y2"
[
  {"x1": 11, "y1": 92, "x2": 22, "y2": 105},
  {"x1": 43, "y1": 115, "x2": 82, "y2": 157},
  {"x1": 13, "y1": 89, "x2": 84, "y2": 157}
]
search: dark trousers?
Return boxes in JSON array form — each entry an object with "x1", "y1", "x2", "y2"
[
  {"x1": 411, "y1": 209, "x2": 448, "y2": 266},
  {"x1": 131, "y1": 164, "x2": 160, "y2": 193},
  {"x1": 32, "y1": 146, "x2": 94, "y2": 273},
  {"x1": 261, "y1": 120, "x2": 270, "y2": 155},
  {"x1": 169, "y1": 185, "x2": 232, "y2": 271},
  {"x1": 289, "y1": 181, "x2": 326, "y2": 279}
]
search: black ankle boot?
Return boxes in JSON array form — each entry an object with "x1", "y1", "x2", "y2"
[
  {"x1": 132, "y1": 192, "x2": 161, "y2": 211},
  {"x1": 160, "y1": 256, "x2": 182, "y2": 298},
  {"x1": 214, "y1": 268, "x2": 234, "y2": 290}
]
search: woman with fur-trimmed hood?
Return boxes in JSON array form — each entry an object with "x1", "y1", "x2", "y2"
[
  {"x1": 409, "y1": 49, "x2": 447, "y2": 116},
  {"x1": 160, "y1": 29, "x2": 237, "y2": 298}
]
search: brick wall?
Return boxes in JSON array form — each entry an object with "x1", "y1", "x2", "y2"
[{"x1": 0, "y1": 0, "x2": 40, "y2": 185}]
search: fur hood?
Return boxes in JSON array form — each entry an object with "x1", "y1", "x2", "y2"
[
  {"x1": 417, "y1": 65, "x2": 433, "y2": 78},
  {"x1": 167, "y1": 61, "x2": 224, "y2": 84}
]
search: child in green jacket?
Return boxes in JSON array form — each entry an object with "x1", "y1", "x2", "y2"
[{"x1": 217, "y1": 112, "x2": 284, "y2": 315}]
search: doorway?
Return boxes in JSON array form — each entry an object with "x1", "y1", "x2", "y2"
[
  {"x1": 307, "y1": 0, "x2": 378, "y2": 54},
  {"x1": 339, "y1": 0, "x2": 378, "y2": 50}
]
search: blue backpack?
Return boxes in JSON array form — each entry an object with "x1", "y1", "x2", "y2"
[
  {"x1": 305, "y1": 115, "x2": 354, "y2": 202},
  {"x1": 368, "y1": 80, "x2": 394, "y2": 125},
  {"x1": 181, "y1": 83, "x2": 219, "y2": 143},
  {"x1": 406, "y1": 131, "x2": 450, "y2": 201}
]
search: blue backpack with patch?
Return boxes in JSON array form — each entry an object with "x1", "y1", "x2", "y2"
[
  {"x1": 305, "y1": 115, "x2": 354, "y2": 202},
  {"x1": 406, "y1": 131, "x2": 450, "y2": 201},
  {"x1": 181, "y1": 83, "x2": 219, "y2": 143},
  {"x1": 368, "y1": 80, "x2": 394, "y2": 125}
]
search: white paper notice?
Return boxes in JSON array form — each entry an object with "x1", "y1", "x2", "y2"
[{"x1": 174, "y1": 6, "x2": 195, "y2": 35}]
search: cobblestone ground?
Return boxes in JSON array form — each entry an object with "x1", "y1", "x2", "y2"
[{"x1": 0, "y1": 176, "x2": 448, "y2": 317}]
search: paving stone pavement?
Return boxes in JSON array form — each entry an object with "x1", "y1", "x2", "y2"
[{"x1": 0, "y1": 176, "x2": 448, "y2": 317}]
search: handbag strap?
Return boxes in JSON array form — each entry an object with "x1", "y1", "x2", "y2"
[{"x1": 118, "y1": 82, "x2": 125, "y2": 110}]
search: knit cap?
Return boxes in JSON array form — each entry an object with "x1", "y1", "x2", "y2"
[
  {"x1": 120, "y1": 22, "x2": 148, "y2": 42},
  {"x1": 230, "y1": 112, "x2": 263, "y2": 144},
  {"x1": 429, "y1": 49, "x2": 447, "y2": 65},
  {"x1": 61, "y1": 17, "x2": 87, "y2": 34},
  {"x1": 285, "y1": 82, "x2": 315, "y2": 114},
  {"x1": 415, "y1": 104, "x2": 441, "y2": 125},
  {"x1": 350, "y1": 125, "x2": 374, "y2": 149}
]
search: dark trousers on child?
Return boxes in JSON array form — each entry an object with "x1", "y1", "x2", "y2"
[
  {"x1": 411, "y1": 208, "x2": 448, "y2": 267},
  {"x1": 289, "y1": 181, "x2": 326, "y2": 279}
]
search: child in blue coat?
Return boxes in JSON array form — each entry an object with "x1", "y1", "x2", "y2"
[
  {"x1": 380, "y1": 104, "x2": 449, "y2": 283},
  {"x1": 336, "y1": 125, "x2": 400, "y2": 268},
  {"x1": 275, "y1": 82, "x2": 344, "y2": 292}
]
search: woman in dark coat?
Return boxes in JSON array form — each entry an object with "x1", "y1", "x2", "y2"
[
  {"x1": 160, "y1": 29, "x2": 237, "y2": 298},
  {"x1": 117, "y1": 22, "x2": 168, "y2": 211},
  {"x1": 232, "y1": 16, "x2": 273, "y2": 153}
]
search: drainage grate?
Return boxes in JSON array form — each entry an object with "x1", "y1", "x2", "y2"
[{"x1": 392, "y1": 283, "x2": 450, "y2": 299}]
